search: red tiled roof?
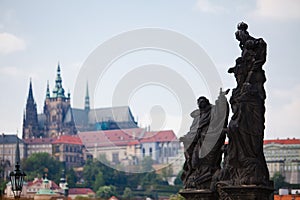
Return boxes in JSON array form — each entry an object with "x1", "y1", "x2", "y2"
[
  {"x1": 128, "y1": 140, "x2": 140, "y2": 145},
  {"x1": 105, "y1": 128, "x2": 145, "y2": 146},
  {"x1": 139, "y1": 130, "x2": 178, "y2": 143},
  {"x1": 109, "y1": 196, "x2": 119, "y2": 200},
  {"x1": 78, "y1": 128, "x2": 178, "y2": 148},
  {"x1": 24, "y1": 137, "x2": 56, "y2": 144},
  {"x1": 69, "y1": 188, "x2": 95, "y2": 195},
  {"x1": 264, "y1": 138, "x2": 300, "y2": 145},
  {"x1": 78, "y1": 128, "x2": 145, "y2": 148},
  {"x1": 52, "y1": 135, "x2": 83, "y2": 145},
  {"x1": 27, "y1": 178, "x2": 60, "y2": 189}
]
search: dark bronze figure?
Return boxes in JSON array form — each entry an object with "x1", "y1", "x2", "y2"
[
  {"x1": 180, "y1": 22, "x2": 273, "y2": 200},
  {"x1": 180, "y1": 89, "x2": 229, "y2": 190},
  {"x1": 219, "y1": 22, "x2": 270, "y2": 187}
]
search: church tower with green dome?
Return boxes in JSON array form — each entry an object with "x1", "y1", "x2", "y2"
[
  {"x1": 43, "y1": 63, "x2": 76, "y2": 137},
  {"x1": 22, "y1": 62, "x2": 138, "y2": 139}
]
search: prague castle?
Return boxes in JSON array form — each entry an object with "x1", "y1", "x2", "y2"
[{"x1": 22, "y1": 64, "x2": 138, "y2": 139}]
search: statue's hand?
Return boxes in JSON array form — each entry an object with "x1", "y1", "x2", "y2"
[
  {"x1": 179, "y1": 136, "x2": 185, "y2": 142},
  {"x1": 219, "y1": 88, "x2": 230, "y2": 96},
  {"x1": 228, "y1": 67, "x2": 234, "y2": 73}
]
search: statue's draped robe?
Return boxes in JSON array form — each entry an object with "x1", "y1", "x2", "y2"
[
  {"x1": 181, "y1": 96, "x2": 228, "y2": 189},
  {"x1": 221, "y1": 33, "x2": 270, "y2": 185}
]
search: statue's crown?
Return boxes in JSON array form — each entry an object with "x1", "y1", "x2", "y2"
[{"x1": 237, "y1": 22, "x2": 248, "y2": 31}]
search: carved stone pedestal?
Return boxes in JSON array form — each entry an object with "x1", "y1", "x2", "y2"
[
  {"x1": 179, "y1": 189, "x2": 216, "y2": 200},
  {"x1": 219, "y1": 185, "x2": 274, "y2": 200}
]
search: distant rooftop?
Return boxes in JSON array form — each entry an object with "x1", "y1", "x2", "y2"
[
  {"x1": 0, "y1": 134, "x2": 23, "y2": 144},
  {"x1": 78, "y1": 128, "x2": 178, "y2": 148},
  {"x1": 264, "y1": 138, "x2": 300, "y2": 145},
  {"x1": 23, "y1": 137, "x2": 56, "y2": 144},
  {"x1": 52, "y1": 135, "x2": 83, "y2": 145},
  {"x1": 69, "y1": 188, "x2": 95, "y2": 195}
]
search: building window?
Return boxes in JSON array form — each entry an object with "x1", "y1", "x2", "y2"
[
  {"x1": 55, "y1": 145, "x2": 60, "y2": 153},
  {"x1": 142, "y1": 148, "x2": 145, "y2": 157},
  {"x1": 112, "y1": 153, "x2": 119, "y2": 164},
  {"x1": 150, "y1": 148, "x2": 152, "y2": 157},
  {"x1": 52, "y1": 115, "x2": 57, "y2": 122}
]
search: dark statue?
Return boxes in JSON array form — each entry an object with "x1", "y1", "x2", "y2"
[
  {"x1": 180, "y1": 22, "x2": 272, "y2": 200},
  {"x1": 180, "y1": 89, "x2": 229, "y2": 190},
  {"x1": 218, "y1": 22, "x2": 270, "y2": 187}
]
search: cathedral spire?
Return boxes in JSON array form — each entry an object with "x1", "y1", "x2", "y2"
[
  {"x1": 53, "y1": 62, "x2": 65, "y2": 98},
  {"x1": 28, "y1": 78, "x2": 34, "y2": 102},
  {"x1": 46, "y1": 80, "x2": 50, "y2": 99},
  {"x1": 84, "y1": 82, "x2": 90, "y2": 111},
  {"x1": 23, "y1": 79, "x2": 39, "y2": 139},
  {"x1": 56, "y1": 63, "x2": 62, "y2": 86}
]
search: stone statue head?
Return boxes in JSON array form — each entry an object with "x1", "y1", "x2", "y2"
[
  {"x1": 197, "y1": 96, "x2": 210, "y2": 110},
  {"x1": 237, "y1": 22, "x2": 248, "y2": 31},
  {"x1": 235, "y1": 22, "x2": 250, "y2": 44}
]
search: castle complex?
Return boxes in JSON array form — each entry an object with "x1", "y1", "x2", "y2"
[{"x1": 22, "y1": 64, "x2": 138, "y2": 139}]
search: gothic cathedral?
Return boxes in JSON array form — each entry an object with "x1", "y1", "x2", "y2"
[
  {"x1": 23, "y1": 64, "x2": 76, "y2": 139},
  {"x1": 22, "y1": 63, "x2": 138, "y2": 139}
]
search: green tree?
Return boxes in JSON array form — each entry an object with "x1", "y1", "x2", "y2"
[
  {"x1": 169, "y1": 193, "x2": 185, "y2": 200},
  {"x1": 0, "y1": 179, "x2": 8, "y2": 196},
  {"x1": 141, "y1": 156, "x2": 154, "y2": 172},
  {"x1": 66, "y1": 168, "x2": 77, "y2": 188},
  {"x1": 140, "y1": 171, "x2": 166, "y2": 188},
  {"x1": 22, "y1": 152, "x2": 63, "y2": 183},
  {"x1": 74, "y1": 196, "x2": 90, "y2": 200},
  {"x1": 174, "y1": 170, "x2": 183, "y2": 186},
  {"x1": 93, "y1": 171, "x2": 105, "y2": 191},
  {"x1": 96, "y1": 185, "x2": 116, "y2": 199},
  {"x1": 272, "y1": 172, "x2": 287, "y2": 191},
  {"x1": 161, "y1": 165, "x2": 173, "y2": 183},
  {"x1": 122, "y1": 187, "x2": 133, "y2": 199},
  {"x1": 82, "y1": 158, "x2": 100, "y2": 188}
]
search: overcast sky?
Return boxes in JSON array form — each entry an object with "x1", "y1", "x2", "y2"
[{"x1": 0, "y1": 0, "x2": 299, "y2": 139}]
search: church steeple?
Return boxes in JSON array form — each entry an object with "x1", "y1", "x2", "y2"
[
  {"x1": 28, "y1": 78, "x2": 34, "y2": 102},
  {"x1": 23, "y1": 79, "x2": 39, "y2": 139},
  {"x1": 84, "y1": 82, "x2": 90, "y2": 112},
  {"x1": 53, "y1": 62, "x2": 65, "y2": 98},
  {"x1": 46, "y1": 80, "x2": 50, "y2": 99},
  {"x1": 44, "y1": 63, "x2": 76, "y2": 137}
]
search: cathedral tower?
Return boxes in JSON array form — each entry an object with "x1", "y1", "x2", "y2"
[
  {"x1": 43, "y1": 63, "x2": 76, "y2": 137},
  {"x1": 22, "y1": 79, "x2": 40, "y2": 139}
]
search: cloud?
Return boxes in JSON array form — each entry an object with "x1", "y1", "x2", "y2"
[
  {"x1": 0, "y1": 66, "x2": 38, "y2": 80},
  {"x1": 266, "y1": 85, "x2": 300, "y2": 138},
  {"x1": 0, "y1": 32, "x2": 26, "y2": 54},
  {"x1": 0, "y1": 66, "x2": 21, "y2": 76},
  {"x1": 195, "y1": 0, "x2": 227, "y2": 14},
  {"x1": 251, "y1": 0, "x2": 300, "y2": 20}
]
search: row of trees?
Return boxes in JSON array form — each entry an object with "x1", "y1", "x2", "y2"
[
  {"x1": 10, "y1": 152, "x2": 300, "y2": 199},
  {"x1": 18, "y1": 152, "x2": 183, "y2": 199}
]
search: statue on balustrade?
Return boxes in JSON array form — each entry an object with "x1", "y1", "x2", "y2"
[
  {"x1": 180, "y1": 89, "x2": 229, "y2": 190},
  {"x1": 218, "y1": 22, "x2": 270, "y2": 186}
]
